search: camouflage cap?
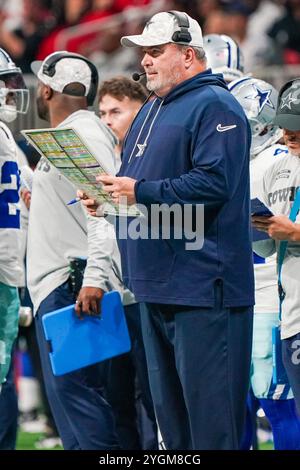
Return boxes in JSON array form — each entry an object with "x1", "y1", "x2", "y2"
[{"x1": 274, "y1": 78, "x2": 300, "y2": 131}]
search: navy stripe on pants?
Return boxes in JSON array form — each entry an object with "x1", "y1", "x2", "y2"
[
  {"x1": 35, "y1": 280, "x2": 120, "y2": 450},
  {"x1": 140, "y1": 282, "x2": 253, "y2": 450}
]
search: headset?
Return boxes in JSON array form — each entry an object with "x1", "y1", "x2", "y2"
[
  {"x1": 168, "y1": 10, "x2": 192, "y2": 44},
  {"x1": 42, "y1": 52, "x2": 99, "y2": 106}
]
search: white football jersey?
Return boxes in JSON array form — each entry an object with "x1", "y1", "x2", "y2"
[
  {"x1": 258, "y1": 150, "x2": 300, "y2": 338},
  {"x1": 0, "y1": 121, "x2": 23, "y2": 287},
  {"x1": 251, "y1": 143, "x2": 288, "y2": 314}
]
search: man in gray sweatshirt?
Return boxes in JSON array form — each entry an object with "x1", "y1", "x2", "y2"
[{"x1": 26, "y1": 51, "x2": 134, "y2": 450}]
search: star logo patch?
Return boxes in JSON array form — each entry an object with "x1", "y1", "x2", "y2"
[{"x1": 280, "y1": 92, "x2": 298, "y2": 110}]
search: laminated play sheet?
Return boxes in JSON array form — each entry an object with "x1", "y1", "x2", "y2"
[{"x1": 21, "y1": 127, "x2": 142, "y2": 217}]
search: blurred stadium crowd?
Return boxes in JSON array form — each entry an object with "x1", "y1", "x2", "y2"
[{"x1": 0, "y1": 0, "x2": 300, "y2": 75}]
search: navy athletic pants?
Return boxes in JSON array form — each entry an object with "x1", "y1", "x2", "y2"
[
  {"x1": 0, "y1": 357, "x2": 18, "y2": 450},
  {"x1": 140, "y1": 281, "x2": 253, "y2": 450}
]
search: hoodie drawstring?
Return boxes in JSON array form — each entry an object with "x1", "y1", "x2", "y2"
[{"x1": 128, "y1": 98, "x2": 164, "y2": 163}]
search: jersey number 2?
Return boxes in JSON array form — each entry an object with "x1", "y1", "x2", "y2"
[{"x1": 0, "y1": 161, "x2": 20, "y2": 229}]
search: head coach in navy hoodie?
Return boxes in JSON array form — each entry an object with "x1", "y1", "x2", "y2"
[{"x1": 85, "y1": 11, "x2": 254, "y2": 450}]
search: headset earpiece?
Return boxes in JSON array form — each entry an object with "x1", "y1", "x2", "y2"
[
  {"x1": 168, "y1": 10, "x2": 192, "y2": 44},
  {"x1": 42, "y1": 52, "x2": 98, "y2": 106}
]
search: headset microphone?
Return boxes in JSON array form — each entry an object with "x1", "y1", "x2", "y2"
[{"x1": 132, "y1": 72, "x2": 146, "y2": 81}]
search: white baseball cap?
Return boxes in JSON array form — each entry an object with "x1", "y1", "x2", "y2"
[
  {"x1": 121, "y1": 11, "x2": 203, "y2": 48},
  {"x1": 31, "y1": 51, "x2": 92, "y2": 96}
]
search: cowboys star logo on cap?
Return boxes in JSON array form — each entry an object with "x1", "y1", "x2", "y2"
[
  {"x1": 121, "y1": 11, "x2": 203, "y2": 48},
  {"x1": 273, "y1": 78, "x2": 300, "y2": 131},
  {"x1": 280, "y1": 92, "x2": 298, "y2": 110}
]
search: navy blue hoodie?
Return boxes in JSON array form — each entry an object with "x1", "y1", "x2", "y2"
[{"x1": 118, "y1": 69, "x2": 254, "y2": 307}]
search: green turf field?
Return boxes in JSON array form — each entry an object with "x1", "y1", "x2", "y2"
[
  {"x1": 260, "y1": 442, "x2": 274, "y2": 450},
  {"x1": 16, "y1": 431, "x2": 63, "y2": 450}
]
